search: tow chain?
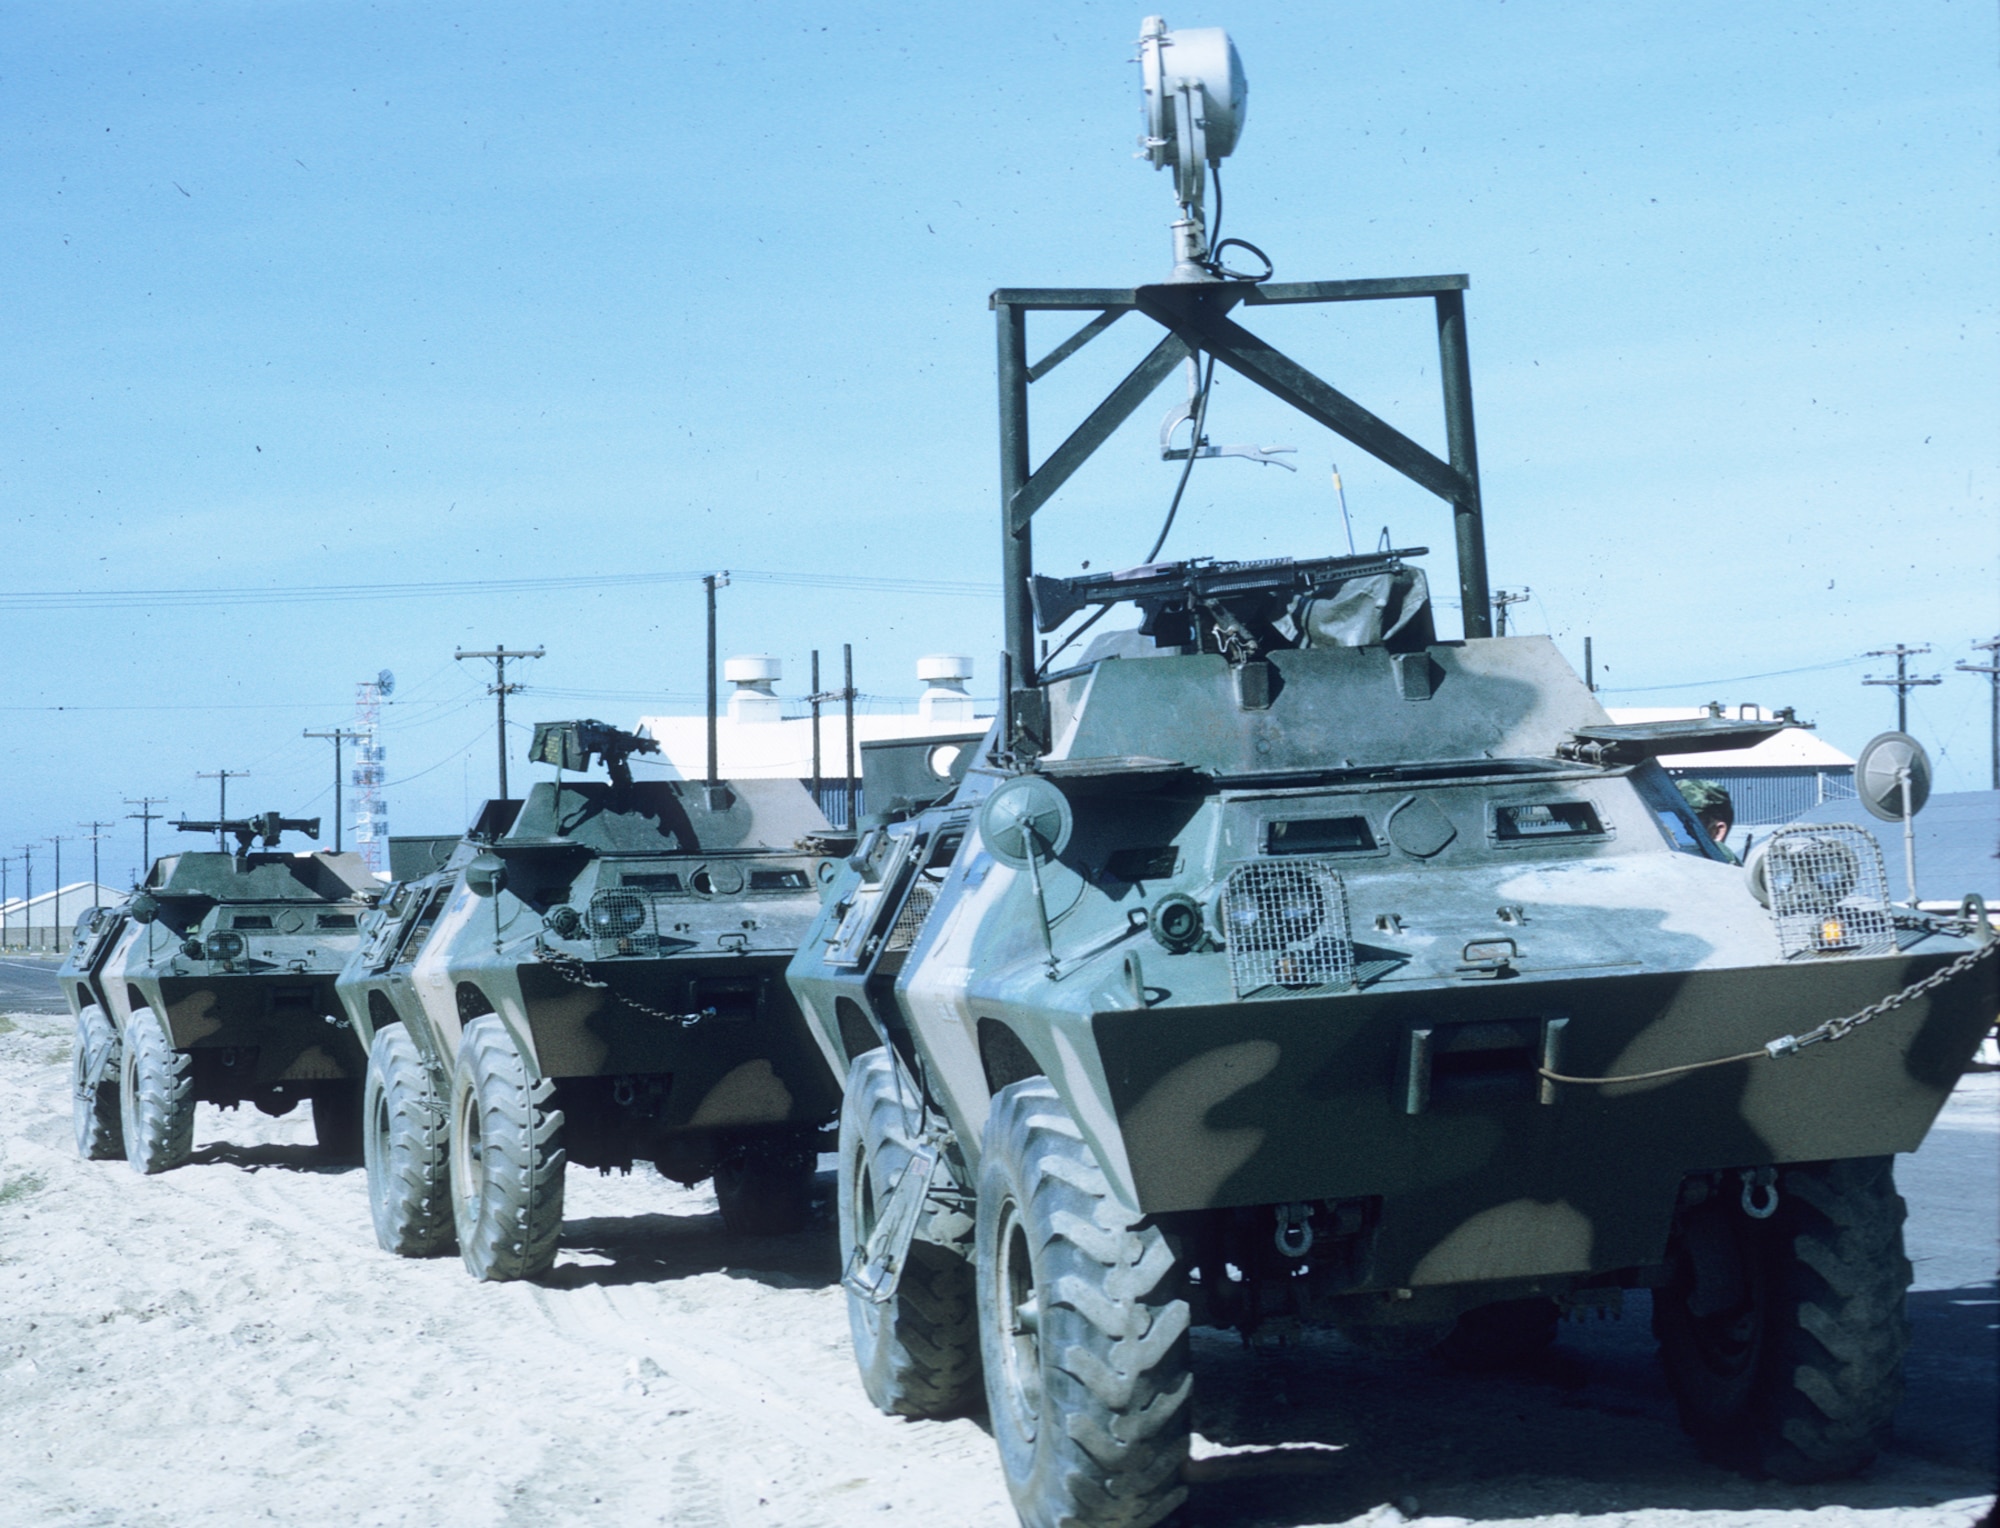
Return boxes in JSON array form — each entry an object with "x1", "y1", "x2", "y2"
[
  {"x1": 1540, "y1": 923, "x2": 1999, "y2": 1088},
  {"x1": 531, "y1": 943, "x2": 716, "y2": 1028}
]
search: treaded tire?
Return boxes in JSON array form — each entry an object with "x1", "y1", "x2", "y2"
[
  {"x1": 977, "y1": 1077, "x2": 1191, "y2": 1528},
  {"x1": 1654, "y1": 1157, "x2": 1912, "y2": 1482},
  {"x1": 449, "y1": 1014, "x2": 565, "y2": 1281},
  {"x1": 1435, "y1": 1297, "x2": 1560, "y2": 1370},
  {"x1": 120, "y1": 1007, "x2": 193, "y2": 1175},
  {"x1": 838, "y1": 1048, "x2": 980, "y2": 1418},
  {"x1": 364, "y1": 1026, "x2": 454, "y2": 1257},
  {"x1": 71, "y1": 1004, "x2": 125, "y2": 1160},
  {"x1": 714, "y1": 1133, "x2": 817, "y2": 1237},
  {"x1": 312, "y1": 1079, "x2": 365, "y2": 1164}
]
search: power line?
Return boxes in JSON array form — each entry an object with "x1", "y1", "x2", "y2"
[
  {"x1": 0, "y1": 567, "x2": 999, "y2": 613},
  {"x1": 1595, "y1": 652, "x2": 1871, "y2": 696}
]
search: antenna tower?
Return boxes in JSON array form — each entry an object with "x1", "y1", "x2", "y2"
[{"x1": 351, "y1": 676, "x2": 390, "y2": 875}]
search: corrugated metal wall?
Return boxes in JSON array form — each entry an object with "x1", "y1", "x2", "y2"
[{"x1": 1663, "y1": 766, "x2": 1857, "y2": 825}]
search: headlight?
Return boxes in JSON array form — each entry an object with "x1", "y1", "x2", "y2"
[{"x1": 204, "y1": 930, "x2": 246, "y2": 961}]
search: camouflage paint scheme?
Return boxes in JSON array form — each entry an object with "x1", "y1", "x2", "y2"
[
  {"x1": 336, "y1": 776, "x2": 841, "y2": 1178},
  {"x1": 788, "y1": 620, "x2": 1997, "y2": 1327},
  {"x1": 59, "y1": 848, "x2": 376, "y2": 1106}
]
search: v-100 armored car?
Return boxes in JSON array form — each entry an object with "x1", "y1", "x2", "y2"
[
  {"x1": 336, "y1": 722, "x2": 844, "y2": 1280},
  {"x1": 786, "y1": 20, "x2": 2000, "y2": 1528},
  {"x1": 61, "y1": 813, "x2": 377, "y2": 1173}
]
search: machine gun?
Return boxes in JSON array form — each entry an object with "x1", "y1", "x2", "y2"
[
  {"x1": 1032, "y1": 548, "x2": 1432, "y2": 663},
  {"x1": 172, "y1": 812, "x2": 321, "y2": 852},
  {"x1": 528, "y1": 719, "x2": 661, "y2": 790}
]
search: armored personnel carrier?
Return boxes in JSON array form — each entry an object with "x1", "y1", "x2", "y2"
[
  {"x1": 335, "y1": 721, "x2": 843, "y2": 1280},
  {"x1": 59, "y1": 813, "x2": 377, "y2": 1174},
  {"x1": 786, "y1": 20, "x2": 2000, "y2": 1526}
]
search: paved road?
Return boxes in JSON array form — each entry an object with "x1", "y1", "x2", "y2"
[{"x1": 0, "y1": 956, "x2": 68, "y2": 1015}]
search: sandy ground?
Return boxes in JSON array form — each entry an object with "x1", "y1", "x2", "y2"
[{"x1": 0, "y1": 1000, "x2": 1991, "y2": 1528}]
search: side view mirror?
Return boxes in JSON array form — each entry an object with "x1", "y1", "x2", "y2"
[
  {"x1": 128, "y1": 892, "x2": 160, "y2": 925},
  {"x1": 464, "y1": 853, "x2": 507, "y2": 898}
]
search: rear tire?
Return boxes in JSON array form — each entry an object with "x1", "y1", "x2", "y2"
[
  {"x1": 120, "y1": 1007, "x2": 193, "y2": 1175},
  {"x1": 1654, "y1": 1157, "x2": 1911, "y2": 1482},
  {"x1": 714, "y1": 1133, "x2": 817, "y2": 1237},
  {"x1": 839, "y1": 1048, "x2": 980, "y2": 1418},
  {"x1": 364, "y1": 1026, "x2": 453, "y2": 1257},
  {"x1": 976, "y1": 1078, "x2": 1191, "y2": 1528},
  {"x1": 311, "y1": 1080, "x2": 365, "y2": 1164},
  {"x1": 449, "y1": 1015, "x2": 565, "y2": 1281},
  {"x1": 71, "y1": 1004, "x2": 124, "y2": 1160}
]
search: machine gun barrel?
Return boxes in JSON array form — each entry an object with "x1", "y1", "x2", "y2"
[
  {"x1": 171, "y1": 812, "x2": 321, "y2": 850},
  {"x1": 1031, "y1": 548, "x2": 1428, "y2": 633}
]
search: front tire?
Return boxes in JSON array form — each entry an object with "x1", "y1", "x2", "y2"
[
  {"x1": 364, "y1": 1026, "x2": 453, "y2": 1257},
  {"x1": 449, "y1": 1014, "x2": 565, "y2": 1281},
  {"x1": 120, "y1": 1007, "x2": 193, "y2": 1175},
  {"x1": 976, "y1": 1078, "x2": 1191, "y2": 1528},
  {"x1": 838, "y1": 1048, "x2": 980, "y2": 1418},
  {"x1": 1654, "y1": 1157, "x2": 1911, "y2": 1482},
  {"x1": 71, "y1": 1004, "x2": 124, "y2": 1160}
]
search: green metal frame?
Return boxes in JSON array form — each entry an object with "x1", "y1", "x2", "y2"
[{"x1": 992, "y1": 274, "x2": 1492, "y2": 749}]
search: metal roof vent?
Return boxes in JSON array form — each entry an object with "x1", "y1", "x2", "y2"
[
  {"x1": 724, "y1": 655, "x2": 783, "y2": 725},
  {"x1": 917, "y1": 654, "x2": 976, "y2": 724}
]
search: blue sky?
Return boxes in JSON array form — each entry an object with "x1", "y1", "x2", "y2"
[{"x1": 2, "y1": 1, "x2": 1994, "y2": 888}]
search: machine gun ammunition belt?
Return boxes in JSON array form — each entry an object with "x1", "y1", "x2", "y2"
[
  {"x1": 1539, "y1": 937, "x2": 1999, "y2": 1088},
  {"x1": 531, "y1": 943, "x2": 716, "y2": 1028}
]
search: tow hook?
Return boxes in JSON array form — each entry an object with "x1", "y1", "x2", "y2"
[
  {"x1": 1739, "y1": 1166, "x2": 1779, "y2": 1220},
  {"x1": 1274, "y1": 1202, "x2": 1315, "y2": 1257}
]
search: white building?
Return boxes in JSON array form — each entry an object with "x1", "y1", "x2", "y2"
[
  {"x1": 636, "y1": 655, "x2": 992, "y2": 819},
  {"x1": 1, "y1": 881, "x2": 128, "y2": 951},
  {"x1": 1606, "y1": 704, "x2": 1856, "y2": 825}
]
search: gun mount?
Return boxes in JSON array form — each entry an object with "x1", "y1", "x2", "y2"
[
  {"x1": 528, "y1": 719, "x2": 662, "y2": 790},
  {"x1": 171, "y1": 812, "x2": 321, "y2": 852},
  {"x1": 1033, "y1": 548, "x2": 1433, "y2": 668}
]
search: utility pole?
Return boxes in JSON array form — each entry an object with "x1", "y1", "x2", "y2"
[
  {"x1": 455, "y1": 644, "x2": 544, "y2": 800},
  {"x1": 1, "y1": 857, "x2": 10, "y2": 949},
  {"x1": 1957, "y1": 635, "x2": 2000, "y2": 790},
  {"x1": 1584, "y1": 636, "x2": 1595, "y2": 693},
  {"x1": 16, "y1": 846, "x2": 31, "y2": 951},
  {"x1": 194, "y1": 771, "x2": 249, "y2": 850},
  {"x1": 843, "y1": 643, "x2": 858, "y2": 829},
  {"x1": 809, "y1": 648, "x2": 823, "y2": 814},
  {"x1": 702, "y1": 573, "x2": 730, "y2": 792},
  {"x1": 47, "y1": 835, "x2": 63, "y2": 936},
  {"x1": 1491, "y1": 587, "x2": 1530, "y2": 637},
  {"x1": 78, "y1": 821, "x2": 111, "y2": 901},
  {"x1": 1863, "y1": 644, "x2": 1941, "y2": 734},
  {"x1": 125, "y1": 796, "x2": 166, "y2": 875},
  {"x1": 302, "y1": 728, "x2": 366, "y2": 850}
]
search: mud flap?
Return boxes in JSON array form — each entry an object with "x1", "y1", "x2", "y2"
[
  {"x1": 843, "y1": 1141, "x2": 941, "y2": 1304},
  {"x1": 80, "y1": 1019, "x2": 121, "y2": 1090}
]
